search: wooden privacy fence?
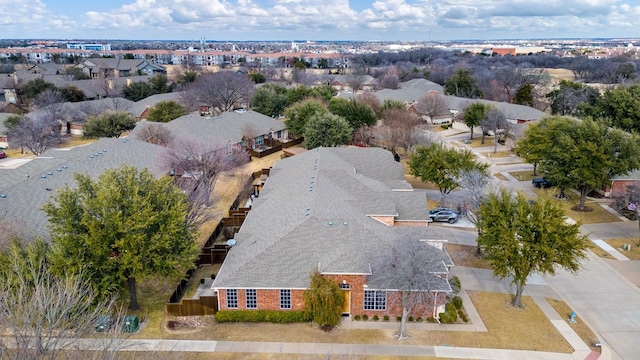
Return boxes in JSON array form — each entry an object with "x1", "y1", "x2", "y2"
[
  {"x1": 248, "y1": 137, "x2": 303, "y2": 158},
  {"x1": 166, "y1": 296, "x2": 218, "y2": 316}
]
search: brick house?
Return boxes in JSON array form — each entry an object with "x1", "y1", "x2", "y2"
[{"x1": 212, "y1": 147, "x2": 453, "y2": 319}]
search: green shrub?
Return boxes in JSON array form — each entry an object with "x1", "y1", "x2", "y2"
[
  {"x1": 362, "y1": 314, "x2": 369, "y2": 321},
  {"x1": 383, "y1": 315, "x2": 389, "y2": 321},
  {"x1": 408, "y1": 316, "x2": 414, "y2": 322},
  {"x1": 460, "y1": 313, "x2": 469, "y2": 323},
  {"x1": 354, "y1": 315, "x2": 361, "y2": 321},
  {"x1": 441, "y1": 124, "x2": 452, "y2": 129},
  {"x1": 373, "y1": 315, "x2": 379, "y2": 321},
  {"x1": 449, "y1": 277, "x2": 461, "y2": 293},
  {"x1": 215, "y1": 310, "x2": 311, "y2": 324},
  {"x1": 445, "y1": 302, "x2": 456, "y2": 313},
  {"x1": 416, "y1": 317, "x2": 423, "y2": 322},
  {"x1": 452, "y1": 296, "x2": 463, "y2": 310},
  {"x1": 427, "y1": 317, "x2": 437, "y2": 323},
  {"x1": 396, "y1": 316, "x2": 402, "y2": 322}
]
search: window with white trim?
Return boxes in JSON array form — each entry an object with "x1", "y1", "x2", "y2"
[
  {"x1": 246, "y1": 289, "x2": 257, "y2": 309},
  {"x1": 363, "y1": 290, "x2": 386, "y2": 310},
  {"x1": 226, "y1": 289, "x2": 238, "y2": 309},
  {"x1": 280, "y1": 289, "x2": 291, "y2": 309}
]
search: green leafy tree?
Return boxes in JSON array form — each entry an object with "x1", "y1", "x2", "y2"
[
  {"x1": 64, "y1": 66, "x2": 90, "y2": 80},
  {"x1": 250, "y1": 84, "x2": 290, "y2": 118},
  {"x1": 304, "y1": 272, "x2": 344, "y2": 329},
  {"x1": 146, "y1": 100, "x2": 188, "y2": 123},
  {"x1": 149, "y1": 73, "x2": 171, "y2": 94},
  {"x1": 248, "y1": 72, "x2": 266, "y2": 84},
  {"x1": 284, "y1": 98, "x2": 329, "y2": 137},
  {"x1": 20, "y1": 78, "x2": 57, "y2": 100},
  {"x1": 178, "y1": 70, "x2": 198, "y2": 87},
  {"x1": 83, "y1": 111, "x2": 137, "y2": 138},
  {"x1": 329, "y1": 98, "x2": 377, "y2": 130},
  {"x1": 409, "y1": 142, "x2": 489, "y2": 205},
  {"x1": 43, "y1": 166, "x2": 199, "y2": 310},
  {"x1": 444, "y1": 68, "x2": 483, "y2": 99},
  {"x1": 287, "y1": 85, "x2": 336, "y2": 104},
  {"x1": 577, "y1": 85, "x2": 640, "y2": 132},
  {"x1": 381, "y1": 99, "x2": 405, "y2": 112},
  {"x1": 546, "y1": 80, "x2": 599, "y2": 116},
  {"x1": 304, "y1": 113, "x2": 353, "y2": 149},
  {"x1": 514, "y1": 83, "x2": 534, "y2": 107},
  {"x1": 477, "y1": 189, "x2": 588, "y2": 308},
  {"x1": 463, "y1": 102, "x2": 488, "y2": 140},
  {"x1": 121, "y1": 81, "x2": 155, "y2": 102},
  {"x1": 59, "y1": 85, "x2": 86, "y2": 102}
]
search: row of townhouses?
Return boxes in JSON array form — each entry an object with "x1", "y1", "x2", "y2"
[{"x1": 0, "y1": 47, "x2": 351, "y2": 68}]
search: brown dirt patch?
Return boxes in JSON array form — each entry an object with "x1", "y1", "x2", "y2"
[
  {"x1": 604, "y1": 238, "x2": 640, "y2": 260},
  {"x1": 445, "y1": 243, "x2": 491, "y2": 269}
]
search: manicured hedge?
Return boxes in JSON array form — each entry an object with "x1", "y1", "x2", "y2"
[{"x1": 215, "y1": 310, "x2": 311, "y2": 324}]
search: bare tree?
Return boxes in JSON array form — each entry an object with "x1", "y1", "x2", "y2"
[
  {"x1": 369, "y1": 238, "x2": 452, "y2": 339},
  {"x1": 0, "y1": 240, "x2": 127, "y2": 360},
  {"x1": 356, "y1": 92, "x2": 382, "y2": 117},
  {"x1": 415, "y1": 92, "x2": 448, "y2": 125},
  {"x1": 346, "y1": 74, "x2": 365, "y2": 92},
  {"x1": 135, "y1": 123, "x2": 173, "y2": 146},
  {"x1": 183, "y1": 72, "x2": 255, "y2": 115},
  {"x1": 380, "y1": 108, "x2": 421, "y2": 153},
  {"x1": 455, "y1": 168, "x2": 492, "y2": 254},
  {"x1": 482, "y1": 108, "x2": 510, "y2": 153},
  {"x1": 91, "y1": 76, "x2": 116, "y2": 98},
  {"x1": 378, "y1": 66, "x2": 401, "y2": 89},
  {"x1": 6, "y1": 114, "x2": 64, "y2": 155},
  {"x1": 160, "y1": 139, "x2": 250, "y2": 225}
]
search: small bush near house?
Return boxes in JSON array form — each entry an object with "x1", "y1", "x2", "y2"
[
  {"x1": 458, "y1": 310, "x2": 469, "y2": 323},
  {"x1": 449, "y1": 277, "x2": 461, "y2": 293},
  {"x1": 439, "y1": 303, "x2": 459, "y2": 324},
  {"x1": 362, "y1": 314, "x2": 369, "y2": 321},
  {"x1": 396, "y1": 316, "x2": 402, "y2": 322},
  {"x1": 416, "y1": 317, "x2": 423, "y2": 322},
  {"x1": 427, "y1": 317, "x2": 437, "y2": 323},
  {"x1": 383, "y1": 315, "x2": 389, "y2": 321},
  {"x1": 408, "y1": 316, "x2": 414, "y2": 322},
  {"x1": 452, "y1": 296, "x2": 463, "y2": 310},
  {"x1": 373, "y1": 315, "x2": 379, "y2": 321},
  {"x1": 354, "y1": 315, "x2": 361, "y2": 321},
  {"x1": 441, "y1": 124, "x2": 452, "y2": 129},
  {"x1": 215, "y1": 310, "x2": 311, "y2": 324}
]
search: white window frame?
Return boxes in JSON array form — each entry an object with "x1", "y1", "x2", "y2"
[
  {"x1": 226, "y1": 289, "x2": 238, "y2": 309},
  {"x1": 246, "y1": 289, "x2": 257, "y2": 309},
  {"x1": 363, "y1": 290, "x2": 386, "y2": 310},
  {"x1": 279, "y1": 289, "x2": 291, "y2": 309}
]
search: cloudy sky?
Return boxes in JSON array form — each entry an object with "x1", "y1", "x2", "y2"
[{"x1": 1, "y1": 0, "x2": 639, "y2": 41}]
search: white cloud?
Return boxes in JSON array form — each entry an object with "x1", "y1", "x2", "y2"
[
  {"x1": 0, "y1": 0, "x2": 76, "y2": 37},
  {"x1": 1, "y1": 0, "x2": 639, "y2": 40}
]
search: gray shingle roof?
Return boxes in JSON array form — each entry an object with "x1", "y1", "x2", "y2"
[
  {"x1": 129, "y1": 92, "x2": 184, "y2": 118},
  {"x1": 131, "y1": 111, "x2": 286, "y2": 146},
  {"x1": 212, "y1": 147, "x2": 448, "y2": 289},
  {"x1": 0, "y1": 137, "x2": 166, "y2": 238}
]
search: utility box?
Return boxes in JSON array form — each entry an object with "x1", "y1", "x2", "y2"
[
  {"x1": 123, "y1": 315, "x2": 139, "y2": 333},
  {"x1": 95, "y1": 315, "x2": 113, "y2": 332}
]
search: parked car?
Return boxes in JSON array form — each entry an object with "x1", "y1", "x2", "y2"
[
  {"x1": 429, "y1": 207, "x2": 453, "y2": 215},
  {"x1": 429, "y1": 210, "x2": 458, "y2": 224},
  {"x1": 0, "y1": 150, "x2": 5, "y2": 159},
  {"x1": 532, "y1": 177, "x2": 553, "y2": 188}
]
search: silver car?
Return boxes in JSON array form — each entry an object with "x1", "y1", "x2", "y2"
[{"x1": 429, "y1": 210, "x2": 458, "y2": 224}]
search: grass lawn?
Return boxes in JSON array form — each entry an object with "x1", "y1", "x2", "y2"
[
  {"x1": 115, "y1": 352, "x2": 462, "y2": 360},
  {"x1": 2, "y1": 148, "x2": 34, "y2": 158},
  {"x1": 493, "y1": 173, "x2": 509, "y2": 181},
  {"x1": 135, "y1": 291, "x2": 572, "y2": 354},
  {"x1": 533, "y1": 189, "x2": 622, "y2": 224},
  {"x1": 604, "y1": 238, "x2": 640, "y2": 260},
  {"x1": 508, "y1": 171, "x2": 540, "y2": 182},
  {"x1": 445, "y1": 243, "x2": 491, "y2": 269},
  {"x1": 400, "y1": 159, "x2": 439, "y2": 190},
  {"x1": 588, "y1": 241, "x2": 615, "y2": 260},
  {"x1": 481, "y1": 151, "x2": 512, "y2": 158},
  {"x1": 547, "y1": 298, "x2": 601, "y2": 353}
]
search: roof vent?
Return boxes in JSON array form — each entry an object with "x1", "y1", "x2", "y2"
[
  {"x1": 343, "y1": 221, "x2": 348, "y2": 226},
  {"x1": 0, "y1": 194, "x2": 6, "y2": 198},
  {"x1": 47, "y1": 172, "x2": 52, "y2": 175},
  {"x1": 41, "y1": 175, "x2": 47, "y2": 178},
  {"x1": 90, "y1": 155, "x2": 94, "y2": 158},
  {"x1": 328, "y1": 221, "x2": 333, "y2": 226},
  {"x1": 56, "y1": 168, "x2": 62, "y2": 172},
  {"x1": 62, "y1": 165, "x2": 68, "y2": 169}
]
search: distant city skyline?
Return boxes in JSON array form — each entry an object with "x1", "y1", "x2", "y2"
[{"x1": 1, "y1": 0, "x2": 640, "y2": 42}]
